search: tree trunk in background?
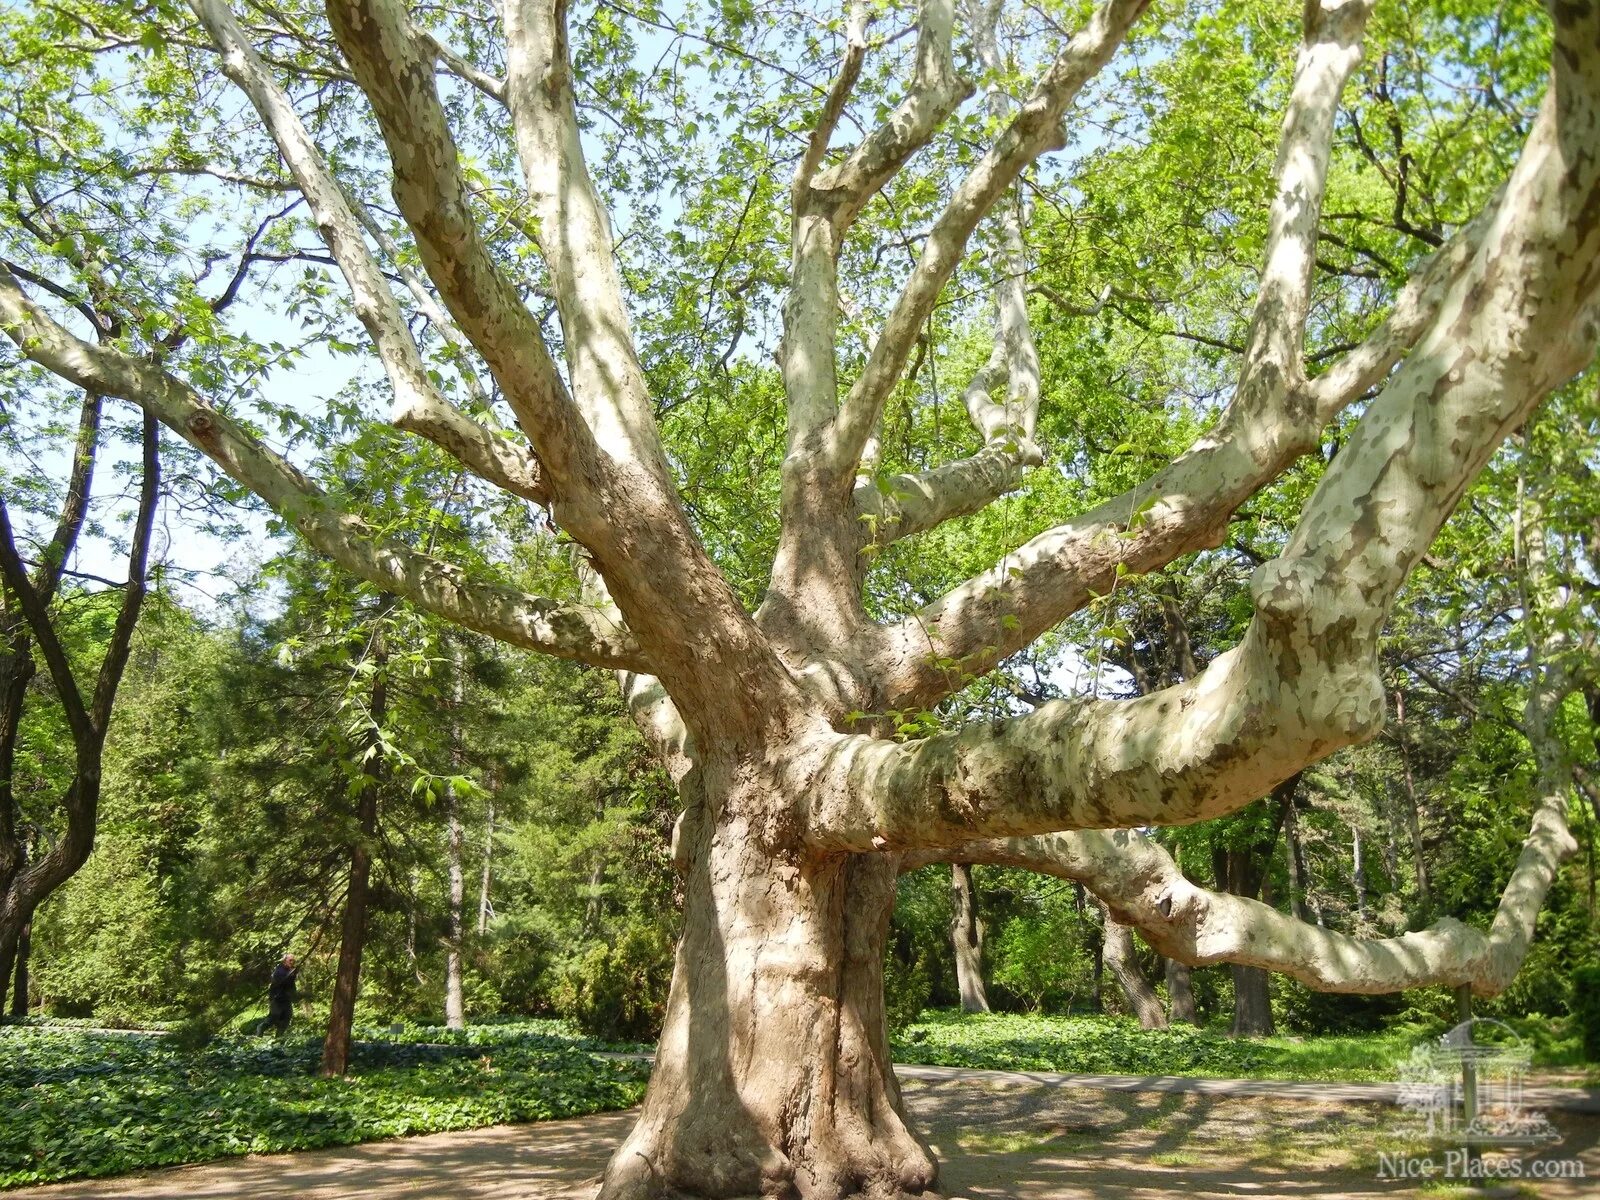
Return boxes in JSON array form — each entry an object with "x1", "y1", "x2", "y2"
[
  {"x1": 948, "y1": 863, "x2": 990, "y2": 1013},
  {"x1": 1165, "y1": 957, "x2": 1200, "y2": 1026},
  {"x1": 476, "y1": 797, "x2": 495, "y2": 936},
  {"x1": 1393, "y1": 690, "x2": 1432, "y2": 917},
  {"x1": 321, "y1": 617, "x2": 388, "y2": 1078},
  {"x1": 1229, "y1": 965, "x2": 1273, "y2": 1037},
  {"x1": 1352, "y1": 821, "x2": 1367, "y2": 925},
  {"x1": 1212, "y1": 778, "x2": 1296, "y2": 1038},
  {"x1": 1100, "y1": 904, "x2": 1167, "y2": 1029},
  {"x1": 582, "y1": 790, "x2": 606, "y2": 939},
  {"x1": 1075, "y1": 883, "x2": 1105, "y2": 1011},
  {"x1": 444, "y1": 654, "x2": 466, "y2": 1030},
  {"x1": 444, "y1": 782, "x2": 465, "y2": 1028},
  {"x1": 9, "y1": 906, "x2": 29, "y2": 1017},
  {"x1": 1284, "y1": 798, "x2": 1307, "y2": 922}
]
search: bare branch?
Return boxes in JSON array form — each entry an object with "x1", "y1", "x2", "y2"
[
  {"x1": 1305, "y1": 195, "x2": 1497, "y2": 411},
  {"x1": 322, "y1": 0, "x2": 597, "y2": 492},
  {"x1": 421, "y1": 30, "x2": 507, "y2": 102},
  {"x1": 0, "y1": 265, "x2": 648, "y2": 672},
  {"x1": 501, "y1": 0, "x2": 670, "y2": 477},
  {"x1": 848, "y1": 2, "x2": 1507, "y2": 710},
  {"x1": 805, "y1": 0, "x2": 967, "y2": 236},
  {"x1": 853, "y1": 435, "x2": 1040, "y2": 544},
  {"x1": 853, "y1": 0, "x2": 1051, "y2": 549},
  {"x1": 1235, "y1": 0, "x2": 1374, "y2": 408},
  {"x1": 794, "y1": 1, "x2": 871, "y2": 196}
]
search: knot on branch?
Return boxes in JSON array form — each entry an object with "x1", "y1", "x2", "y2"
[{"x1": 1248, "y1": 558, "x2": 1316, "y2": 630}]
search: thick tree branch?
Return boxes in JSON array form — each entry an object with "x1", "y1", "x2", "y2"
[
  {"x1": 188, "y1": 0, "x2": 549, "y2": 505},
  {"x1": 849, "y1": 3, "x2": 1496, "y2": 711},
  {"x1": 919, "y1": 815, "x2": 1567, "y2": 998},
  {"x1": 829, "y1": 0, "x2": 1150, "y2": 476},
  {"x1": 853, "y1": 434, "x2": 1039, "y2": 544},
  {"x1": 501, "y1": 0, "x2": 671, "y2": 478},
  {"x1": 321, "y1": 0, "x2": 597, "y2": 496},
  {"x1": 852, "y1": 0, "x2": 1048, "y2": 549},
  {"x1": 808, "y1": 58, "x2": 1600, "y2": 850},
  {"x1": 0, "y1": 266, "x2": 648, "y2": 672}
]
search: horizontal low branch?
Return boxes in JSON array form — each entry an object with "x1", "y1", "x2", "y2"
[
  {"x1": 0, "y1": 266, "x2": 648, "y2": 672},
  {"x1": 920, "y1": 795, "x2": 1574, "y2": 998}
]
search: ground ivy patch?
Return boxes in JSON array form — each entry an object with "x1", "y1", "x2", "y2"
[{"x1": 0, "y1": 1023, "x2": 648, "y2": 1189}]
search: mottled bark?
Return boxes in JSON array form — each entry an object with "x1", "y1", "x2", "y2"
[
  {"x1": 600, "y1": 780, "x2": 935, "y2": 1200},
  {"x1": 948, "y1": 863, "x2": 990, "y2": 1013}
]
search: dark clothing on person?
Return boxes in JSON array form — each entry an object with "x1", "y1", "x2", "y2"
[
  {"x1": 268, "y1": 963, "x2": 298, "y2": 1000},
  {"x1": 259, "y1": 963, "x2": 298, "y2": 1036}
]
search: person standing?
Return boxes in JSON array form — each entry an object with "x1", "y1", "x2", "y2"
[{"x1": 258, "y1": 953, "x2": 298, "y2": 1036}]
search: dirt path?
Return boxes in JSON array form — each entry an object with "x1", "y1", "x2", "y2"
[{"x1": 15, "y1": 1073, "x2": 1599, "y2": 1200}]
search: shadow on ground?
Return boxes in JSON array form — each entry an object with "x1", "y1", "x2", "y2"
[{"x1": 15, "y1": 1076, "x2": 1599, "y2": 1199}]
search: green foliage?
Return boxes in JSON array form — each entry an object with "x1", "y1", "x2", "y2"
[
  {"x1": 883, "y1": 953, "x2": 932, "y2": 1034},
  {"x1": 895, "y1": 1011, "x2": 1439, "y2": 1083},
  {"x1": 0, "y1": 1024, "x2": 648, "y2": 1188},
  {"x1": 552, "y1": 921, "x2": 675, "y2": 1042},
  {"x1": 1573, "y1": 966, "x2": 1600, "y2": 1063}
]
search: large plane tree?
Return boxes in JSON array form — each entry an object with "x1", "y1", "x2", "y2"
[{"x1": 3, "y1": 0, "x2": 1598, "y2": 1195}]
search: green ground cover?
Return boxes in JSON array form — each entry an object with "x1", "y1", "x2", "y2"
[
  {"x1": 890, "y1": 1011, "x2": 1586, "y2": 1083},
  {"x1": 0, "y1": 1022, "x2": 648, "y2": 1189},
  {"x1": 4, "y1": 1011, "x2": 1586, "y2": 1189}
]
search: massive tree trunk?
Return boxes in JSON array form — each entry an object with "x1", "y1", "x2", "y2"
[
  {"x1": 599, "y1": 801, "x2": 935, "y2": 1200},
  {"x1": 948, "y1": 863, "x2": 990, "y2": 1013},
  {"x1": 1100, "y1": 904, "x2": 1168, "y2": 1029}
]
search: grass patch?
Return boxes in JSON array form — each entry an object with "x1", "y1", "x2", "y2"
[{"x1": 0, "y1": 1022, "x2": 648, "y2": 1189}]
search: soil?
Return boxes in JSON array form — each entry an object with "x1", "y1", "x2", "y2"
[{"x1": 15, "y1": 1073, "x2": 1599, "y2": 1199}]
